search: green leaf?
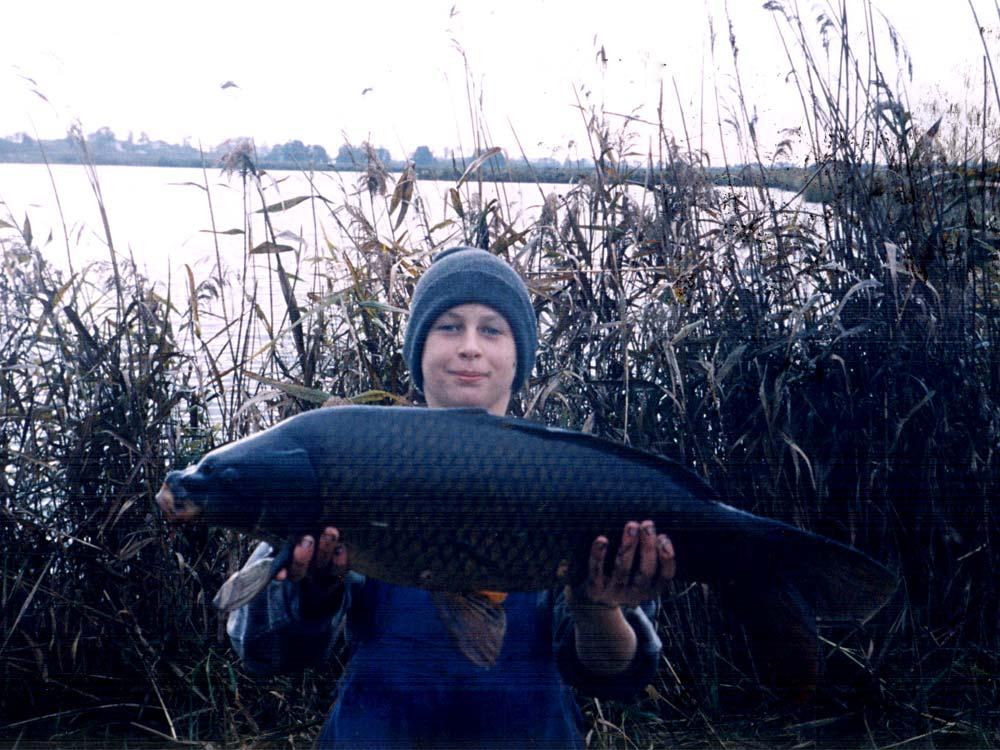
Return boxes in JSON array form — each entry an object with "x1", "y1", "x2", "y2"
[
  {"x1": 358, "y1": 300, "x2": 408, "y2": 315},
  {"x1": 185, "y1": 264, "x2": 201, "y2": 338},
  {"x1": 199, "y1": 228, "x2": 245, "y2": 235},
  {"x1": 33, "y1": 276, "x2": 77, "y2": 342},
  {"x1": 250, "y1": 241, "x2": 295, "y2": 254},
  {"x1": 309, "y1": 286, "x2": 355, "y2": 308},
  {"x1": 254, "y1": 195, "x2": 313, "y2": 214},
  {"x1": 457, "y1": 147, "x2": 503, "y2": 188},
  {"x1": 243, "y1": 372, "x2": 331, "y2": 404},
  {"x1": 350, "y1": 389, "x2": 411, "y2": 405},
  {"x1": 389, "y1": 165, "x2": 416, "y2": 230},
  {"x1": 429, "y1": 219, "x2": 455, "y2": 233},
  {"x1": 168, "y1": 181, "x2": 208, "y2": 191},
  {"x1": 449, "y1": 187, "x2": 465, "y2": 218}
]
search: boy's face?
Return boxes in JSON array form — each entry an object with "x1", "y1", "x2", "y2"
[{"x1": 421, "y1": 303, "x2": 516, "y2": 417}]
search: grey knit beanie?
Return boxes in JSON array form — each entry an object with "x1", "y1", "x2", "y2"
[{"x1": 403, "y1": 247, "x2": 537, "y2": 392}]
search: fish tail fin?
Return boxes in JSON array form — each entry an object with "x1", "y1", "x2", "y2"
[
  {"x1": 724, "y1": 576, "x2": 819, "y2": 703},
  {"x1": 720, "y1": 526, "x2": 895, "y2": 701},
  {"x1": 801, "y1": 539, "x2": 897, "y2": 623},
  {"x1": 431, "y1": 591, "x2": 507, "y2": 668}
]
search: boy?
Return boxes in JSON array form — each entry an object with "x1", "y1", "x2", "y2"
[{"x1": 229, "y1": 247, "x2": 675, "y2": 748}]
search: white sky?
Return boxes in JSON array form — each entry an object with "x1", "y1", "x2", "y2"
[{"x1": 2, "y1": 0, "x2": 997, "y2": 164}]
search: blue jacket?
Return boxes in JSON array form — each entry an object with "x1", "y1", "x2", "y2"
[{"x1": 228, "y1": 542, "x2": 661, "y2": 749}]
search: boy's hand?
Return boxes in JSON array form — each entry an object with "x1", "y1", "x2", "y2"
[
  {"x1": 274, "y1": 527, "x2": 350, "y2": 619},
  {"x1": 275, "y1": 527, "x2": 349, "y2": 583},
  {"x1": 572, "y1": 520, "x2": 675, "y2": 607}
]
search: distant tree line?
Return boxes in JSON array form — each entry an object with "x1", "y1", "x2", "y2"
[
  {"x1": 0, "y1": 128, "x2": 596, "y2": 182},
  {"x1": 0, "y1": 129, "x2": 208, "y2": 168},
  {"x1": 0, "y1": 127, "x2": 825, "y2": 191}
]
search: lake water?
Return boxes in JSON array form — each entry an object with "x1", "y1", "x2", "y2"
[
  {"x1": 0, "y1": 162, "x2": 816, "y2": 416},
  {"x1": 0, "y1": 163, "x2": 811, "y2": 281},
  {"x1": 0, "y1": 163, "x2": 603, "y2": 402},
  {"x1": 0, "y1": 163, "x2": 572, "y2": 299},
  {"x1": 0, "y1": 161, "x2": 814, "y2": 356}
]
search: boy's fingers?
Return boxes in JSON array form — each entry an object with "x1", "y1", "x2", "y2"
[
  {"x1": 313, "y1": 527, "x2": 340, "y2": 570},
  {"x1": 332, "y1": 543, "x2": 349, "y2": 575},
  {"x1": 587, "y1": 536, "x2": 609, "y2": 598},
  {"x1": 286, "y1": 536, "x2": 315, "y2": 582},
  {"x1": 636, "y1": 520, "x2": 658, "y2": 584},
  {"x1": 613, "y1": 522, "x2": 640, "y2": 589},
  {"x1": 657, "y1": 533, "x2": 676, "y2": 581}
]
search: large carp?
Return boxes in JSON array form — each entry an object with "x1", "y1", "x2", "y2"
[{"x1": 156, "y1": 405, "x2": 894, "y2": 692}]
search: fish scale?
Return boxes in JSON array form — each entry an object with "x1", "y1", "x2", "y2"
[{"x1": 310, "y1": 410, "x2": 726, "y2": 589}]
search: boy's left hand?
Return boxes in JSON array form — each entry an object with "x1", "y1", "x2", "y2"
[{"x1": 572, "y1": 520, "x2": 675, "y2": 607}]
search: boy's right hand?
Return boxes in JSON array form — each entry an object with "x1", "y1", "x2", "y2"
[
  {"x1": 276, "y1": 527, "x2": 349, "y2": 584},
  {"x1": 275, "y1": 528, "x2": 350, "y2": 619}
]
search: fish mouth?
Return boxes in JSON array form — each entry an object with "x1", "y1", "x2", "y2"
[{"x1": 155, "y1": 484, "x2": 202, "y2": 524}]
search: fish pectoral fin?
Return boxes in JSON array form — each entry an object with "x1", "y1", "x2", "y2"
[
  {"x1": 212, "y1": 542, "x2": 294, "y2": 613},
  {"x1": 213, "y1": 557, "x2": 273, "y2": 613},
  {"x1": 431, "y1": 591, "x2": 507, "y2": 669}
]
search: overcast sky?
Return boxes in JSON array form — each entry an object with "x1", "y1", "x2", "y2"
[{"x1": 2, "y1": 0, "x2": 996, "y2": 163}]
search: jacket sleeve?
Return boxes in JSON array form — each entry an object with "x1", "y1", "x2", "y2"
[
  {"x1": 550, "y1": 589, "x2": 662, "y2": 702},
  {"x1": 226, "y1": 541, "x2": 359, "y2": 675}
]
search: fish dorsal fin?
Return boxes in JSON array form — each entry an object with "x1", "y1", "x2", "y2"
[
  {"x1": 497, "y1": 415, "x2": 719, "y2": 501},
  {"x1": 442, "y1": 407, "x2": 491, "y2": 416},
  {"x1": 213, "y1": 542, "x2": 293, "y2": 613},
  {"x1": 431, "y1": 591, "x2": 507, "y2": 668}
]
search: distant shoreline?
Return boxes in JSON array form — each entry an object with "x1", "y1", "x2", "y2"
[
  {"x1": 0, "y1": 153, "x2": 597, "y2": 184},
  {"x1": 0, "y1": 131, "x2": 823, "y2": 195},
  {"x1": 0, "y1": 154, "x2": 828, "y2": 200}
]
